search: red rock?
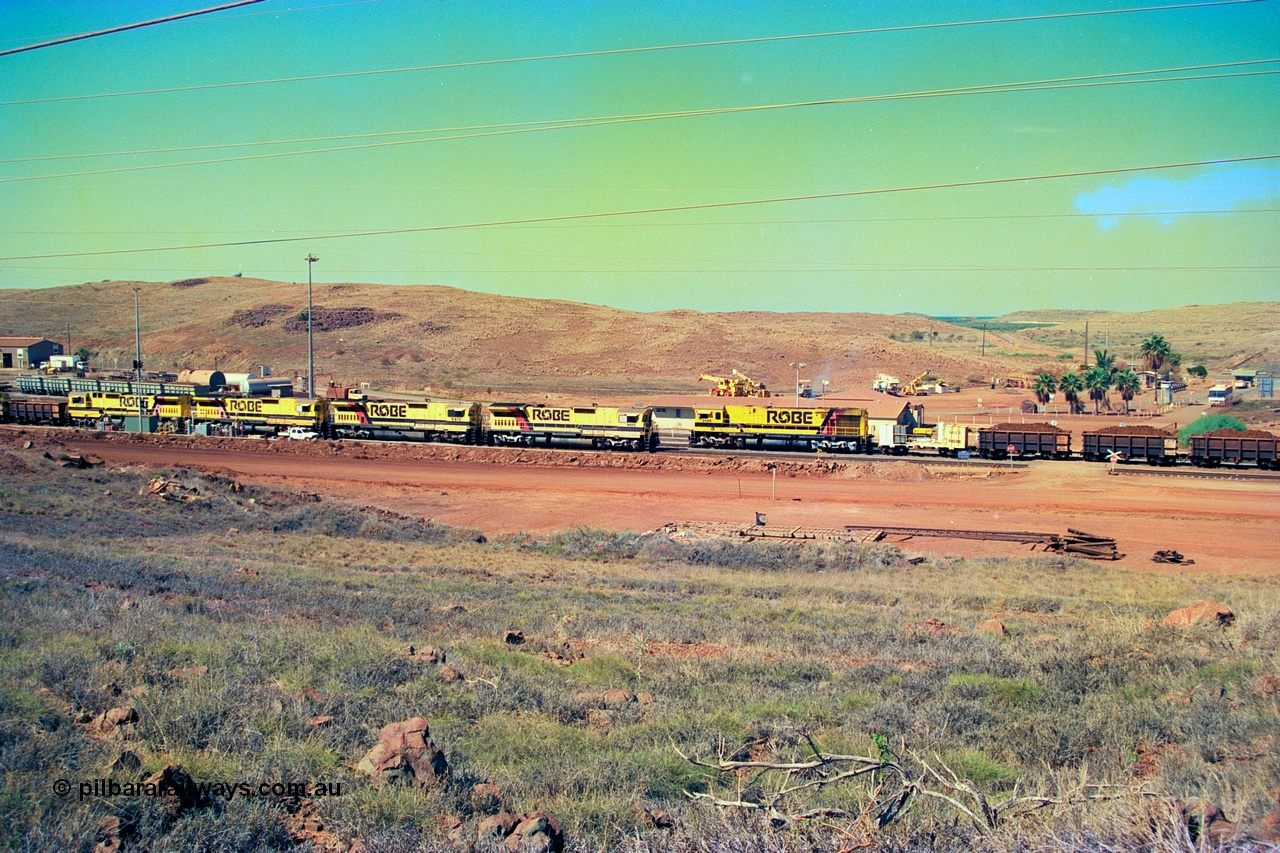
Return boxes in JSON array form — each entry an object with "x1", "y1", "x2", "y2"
[
  {"x1": 478, "y1": 812, "x2": 519, "y2": 841},
  {"x1": 1163, "y1": 601, "x2": 1235, "y2": 628},
  {"x1": 602, "y1": 688, "x2": 637, "y2": 708},
  {"x1": 95, "y1": 706, "x2": 138, "y2": 734},
  {"x1": 1253, "y1": 801, "x2": 1280, "y2": 843},
  {"x1": 975, "y1": 619, "x2": 1008, "y2": 636},
  {"x1": 1251, "y1": 675, "x2": 1280, "y2": 696},
  {"x1": 505, "y1": 812, "x2": 565, "y2": 852},
  {"x1": 356, "y1": 717, "x2": 448, "y2": 787},
  {"x1": 438, "y1": 665, "x2": 463, "y2": 683},
  {"x1": 471, "y1": 782, "x2": 502, "y2": 813}
]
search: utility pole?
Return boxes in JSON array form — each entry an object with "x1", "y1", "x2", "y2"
[
  {"x1": 133, "y1": 287, "x2": 143, "y2": 433},
  {"x1": 789, "y1": 362, "x2": 806, "y2": 406},
  {"x1": 305, "y1": 254, "x2": 319, "y2": 397}
]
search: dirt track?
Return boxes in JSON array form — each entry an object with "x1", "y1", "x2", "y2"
[{"x1": 9, "y1": 427, "x2": 1278, "y2": 574}]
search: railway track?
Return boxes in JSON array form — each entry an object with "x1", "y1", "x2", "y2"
[
  {"x1": 662, "y1": 445, "x2": 1028, "y2": 469},
  {"x1": 1108, "y1": 466, "x2": 1280, "y2": 482}
]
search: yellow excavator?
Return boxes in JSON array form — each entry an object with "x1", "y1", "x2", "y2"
[
  {"x1": 898, "y1": 370, "x2": 933, "y2": 396},
  {"x1": 699, "y1": 369, "x2": 771, "y2": 397}
]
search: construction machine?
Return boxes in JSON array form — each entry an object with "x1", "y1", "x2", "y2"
[
  {"x1": 898, "y1": 370, "x2": 933, "y2": 396},
  {"x1": 698, "y1": 369, "x2": 770, "y2": 398}
]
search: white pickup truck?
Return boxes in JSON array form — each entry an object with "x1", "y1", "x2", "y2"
[{"x1": 285, "y1": 426, "x2": 320, "y2": 440}]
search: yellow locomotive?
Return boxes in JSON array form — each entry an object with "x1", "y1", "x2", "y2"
[
  {"x1": 189, "y1": 396, "x2": 328, "y2": 436},
  {"x1": 68, "y1": 392, "x2": 192, "y2": 431},
  {"x1": 486, "y1": 404, "x2": 656, "y2": 451},
  {"x1": 328, "y1": 398, "x2": 481, "y2": 443},
  {"x1": 690, "y1": 404, "x2": 869, "y2": 452}
]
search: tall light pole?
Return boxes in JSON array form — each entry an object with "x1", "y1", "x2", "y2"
[
  {"x1": 305, "y1": 254, "x2": 318, "y2": 397},
  {"x1": 789, "y1": 362, "x2": 806, "y2": 406},
  {"x1": 133, "y1": 287, "x2": 143, "y2": 432}
]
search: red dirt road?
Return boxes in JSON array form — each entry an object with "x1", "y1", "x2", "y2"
[{"x1": 38, "y1": 431, "x2": 1280, "y2": 575}]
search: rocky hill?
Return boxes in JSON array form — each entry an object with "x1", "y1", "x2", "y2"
[{"x1": 1, "y1": 278, "x2": 1273, "y2": 398}]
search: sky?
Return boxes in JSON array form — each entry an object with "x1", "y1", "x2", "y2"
[{"x1": 1, "y1": 0, "x2": 1277, "y2": 315}]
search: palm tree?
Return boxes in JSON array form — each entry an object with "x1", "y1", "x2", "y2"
[
  {"x1": 1031, "y1": 373, "x2": 1057, "y2": 410},
  {"x1": 1059, "y1": 370, "x2": 1085, "y2": 414},
  {"x1": 1139, "y1": 334, "x2": 1171, "y2": 373},
  {"x1": 1093, "y1": 348, "x2": 1117, "y2": 378},
  {"x1": 1115, "y1": 368, "x2": 1141, "y2": 415},
  {"x1": 1085, "y1": 365, "x2": 1112, "y2": 414}
]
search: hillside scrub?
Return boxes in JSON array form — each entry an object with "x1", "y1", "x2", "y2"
[{"x1": 0, "y1": 448, "x2": 1277, "y2": 851}]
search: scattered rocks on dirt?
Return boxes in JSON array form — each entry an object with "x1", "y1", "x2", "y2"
[
  {"x1": 141, "y1": 477, "x2": 202, "y2": 502},
  {"x1": 404, "y1": 645, "x2": 445, "y2": 664},
  {"x1": 356, "y1": 717, "x2": 448, "y2": 787},
  {"x1": 1163, "y1": 601, "x2": 1235, "y2": 629}
]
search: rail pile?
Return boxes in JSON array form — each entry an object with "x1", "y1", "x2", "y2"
[{"x1": 655, "y1": 522, "x2": 1123, "y2": 560}]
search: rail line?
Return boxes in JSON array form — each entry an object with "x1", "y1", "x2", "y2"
[{"x1": 1107, "y1": 466, "x2": 1280, "y2": 482}]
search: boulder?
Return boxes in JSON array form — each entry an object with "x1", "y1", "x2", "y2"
[
  {"x1": 1252, "y1": 800, "x2": 1280, "y2": 843},
  {"x1": 975, "y1": 619, "x2": 1008, "y2": 636},
  {"x1": 94, "y1": 706, "x2": 138, "y2": 735},
  {"x1": 478, "y1": 813, "x2": 520, "y2": 841},
  {"x1": 602, "y1": 688, "x2": 637, "y2": 708},
  {"x1": 144, "y1": 765, "x2": 208, "y2": 818},
  {"x1": 1250, "y1": 675, "x2": 1280, "y2": 696},
  {"x1": 356, "y1": 717, "x2": 448, "y2": 787},
  {"x1": 471, "y1": 782, "x2": 502, "y2": 814},
  {"x1": 1163, "y1": 601, "x2": 1234, "y2": 629},
  {"x1": 438, "y1": 665, "x2": 463, "y2": 683},
  {"x1": 506, "y1": 812, "x2": 565, "y2": 852},
  {"x1": 504, "y1": 630, "x2": 526, "y2": 645}
]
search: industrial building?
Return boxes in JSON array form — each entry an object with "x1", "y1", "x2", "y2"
[{"x1": 0, "y1": 337, "x2": 61, "y2": 371}]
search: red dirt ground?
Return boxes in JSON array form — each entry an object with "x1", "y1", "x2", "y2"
[{"x1": 9, "y1": 426, "x2": 1275, "y2": 575}]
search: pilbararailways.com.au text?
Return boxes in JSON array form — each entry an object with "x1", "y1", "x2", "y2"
[{"x1": 55, "y1": 778, "x2": 345, "y2": 802}]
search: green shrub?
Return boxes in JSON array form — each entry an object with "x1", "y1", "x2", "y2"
[{"x1": 1177, "y1": 414, "x2": 1245, "y2": 446}]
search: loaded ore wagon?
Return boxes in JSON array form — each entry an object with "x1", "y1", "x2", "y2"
[
  {"x1": 1082, "y1": 425, "x2": 1178, "y2": 465},
  {"x1": 977, "y1": 423, "x2": 1071, "y2": 459},
  {"x1": 1189, "y1": 429, "x2": 1280, "y2": 469}
]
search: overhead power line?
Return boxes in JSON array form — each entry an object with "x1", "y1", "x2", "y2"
[
  {"x1": 2, "y1": 154, "x2": 1276, "y2": 261},
  {"x1": 0, "y1": 0, "x2": 269, "y2": 58},
  {"x1": 0, "y1": 0, "x2": 1260, "y2": 103},
  {"x1": 4, "y1": 63, "x2": 1276, "y2": 184},
  {"x1": 4, "y1": 58, "x2": 1274, "y2": 166}
]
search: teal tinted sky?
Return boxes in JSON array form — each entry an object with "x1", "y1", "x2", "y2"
[{"x1": 1, "y1": 0, "x2": 1277, "y2": 314}]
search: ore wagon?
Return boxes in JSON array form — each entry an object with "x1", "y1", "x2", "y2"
[
  {"x1": 977, "y1": 423, "x2": 1071, "y2": 459},
  {"x1": 1082, "y1": 426, "x2": 1178, "y2": 465},
  {"x1": 1189, "y1": 429, "x2": 1280, "y2": 469}
]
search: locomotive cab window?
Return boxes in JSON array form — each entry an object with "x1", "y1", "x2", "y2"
[{"x1": 448, "y1": 409, "x2": 465, "y2": 418}]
